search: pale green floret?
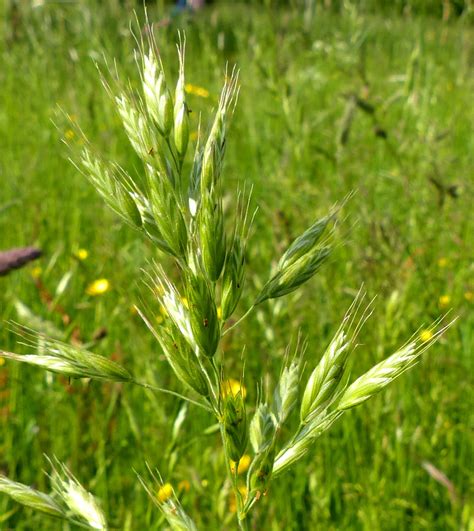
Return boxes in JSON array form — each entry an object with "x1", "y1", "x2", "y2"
[
  {"x1": 136, "y1": 307, "x2": 209, "y2": 397},
  {"x1": 116, "y1": 95, "x2": 156, "y2": 162},
  {"x1": 200, "y1": 72, "x2": 238, "y2": 193},
  {"x1": 159, "y1": 327, "x2": 209, "y2": 397},
  {"x1": 201, "y1": 111, "x2": 225, "y2": 192},
  {"x1": 249, "y1": 403, "x2": 277, "y2": 454},
  {"x1": 51, "y1": 463, "x2": 107, "y2": 530},
  {"x1": 256, "y1": 246, "x2": 331, "y2": 304},
  {"x1": 247, "y1": 404, "x2": 278, "y2": 495},
  {"x1": 147, "y1": 166, "x2": 188, "y2": 258},
  {"x1": 337, "y1": 342, "x2": 420, "y2": 410},
  {"x1": 174, "y1": 42, "x2": 189, "y2": 159},
  {"x1": 0, "y1": 476, "x2": 64, "y2": 518},
  {"x1": 80, "y1": 148, "x2": 142, "y2": 229},
  {"x1": 0, "y1": 342, "x2": 133, "y2": 383},
  {"x1": 188, "y1": 140, "x2": 203, "y2": 217},
  {"x1": 199, "y1": 189, "x2": 227, "y2": 281},
  {"x1": 174, "y1": 104, "x2": 189, "y2": 159},
  {"x1": 300, "y1": 329, "x2": 350, "y2": 423},
  {"x1": 273, "y1": 361, "x2": 300, "y2": 425},
  {"x1": 185, "y1": 270, "x2": 220, "y2": 358},
  {"x1": 142, "y1": 51, "x2": 173, "y2": 136},
  {"x1": 223, "y1": 390, "x2": 248, "y2": 462},
  {"x1": 159, "y1": 280, "x2": 197, "y2": 351},
  {"x1": 272, "y1": 411, "x2": 342, "y2": 477},
  {"x1": 221, "y1": 236, "x2": 246, "y2": 321},
  {"x1": 278, "y1": 214, "x2": 332, "y2": 270}
]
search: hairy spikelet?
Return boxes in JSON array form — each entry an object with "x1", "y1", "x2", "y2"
[
  {"x1": 0, "y1": 476, "x2": 63, "y2": 518},
  {"x1": 1, "y1": 334, "x2": 132, "y2": 383},
  {"x1": 49, "y1": 459, "x2": 107, "y2": 530}
]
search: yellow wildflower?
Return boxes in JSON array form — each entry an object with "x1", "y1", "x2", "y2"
[
  {"x1": 201, "y1": 479, "x2": 209, "y2": 488},
  {"x1": 464, "y1": 291, "x2": 473, "y2": 302},
  {"x1": 230, "y1": 454, "x2": 251, "y2": 475},
  {"x1": 178, "y1": 480, "x2": 191, "y2": 493},
  {"x1": 437, "y1": 257, "x2": 448, "y2": 268},
  {"x1": 185, "y1": 83, "x2": 209, "y2": 98},
  {"x1": 439, "y1": 295, "x2": 450, "y2": 308},
  {"x1": 86, "y1": 278, "x2": 110, "y2": 296},
  {"x1": 65, "y1": 129, "x2": 75, "y2": 141},
  {"x1": 222, "y1": 378, "x2": 247, "y2": 399},
  {"x1": 30, "y1": 266, "x2": 42, "y2": 279},
  {"x1": 217, "y1": 306, "x2": 223, "y2": 320},
  {"x1": 420, "y1": 329, "x2": 433, "y2": 342},
  {"x1": 0, "y1": 357, "x2": 5, "y2": 367},
  {"x1": 181, "y1": 297, "x2": 189, "y2": 309},
  {"x1": 76, "y1": 248, "x2": 89, "y2": 261},
  {"x1": 155, "y1": 314, "x2": 164, "y2": 325},
  {"x1": 159, "y1": 305, "x2": 168, "y2": 318},
  {"x1": 157, "y1": 483, "x2": 173, "y2": 503}
]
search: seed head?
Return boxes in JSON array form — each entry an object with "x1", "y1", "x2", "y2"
[
  {"x1": 278, "y1": 214, "x2": 332, "y2": 271},
  {"x1": 221, "y1": 236, "x2": 245, "y2": 321},
  {"x1": 199, "y1": 189, "x2": 227, "y2": 281},
  {"x1": 147, "y1": 166, "x2": 188, "y2": 258},
  {"x1": 0, "y1": 476, "x2": 63, "y2": 518},
  {"x1": 273, "y1": 361, "x2": 300, "y2": 425},
  {"x1": 200, "y1": 69, "x2": 239, "y2": 192},
  {"x1": 249, "y1": 403, "x2": 276, "y2": 454},
  {"x1": 256, "y1": 246, "x2": 331, "y2": 304},
  {"x1": 156, "y1": 322, "x2": 209, "y2": 397},
  {"x1": 300, "y1": 328, "x2": 351, "y2": 423},
  {"x1": 337, "y1": 322, "x2": 453, "y2": 411},
  {"x1": 80, "y1": 148, "x2": 143, "y2": 229},
  {"x1": 50, "y1": 461, "x2": 107, "y2": 530},
  {"x1": 184, "y1": 270, "x2": 220, "y2": 358},
  {"x1": 142, "y1": 51, "x2": 173, "y2": 136},
  {"x1": 1, "y1": 329, "x2": 133, "y2": 383},
  {"x1": 222, "y1": 388, "x2": 248, "y2": 462},
  {"x1": 174, "y1": 40, "x2": 189, "y2": 159}
]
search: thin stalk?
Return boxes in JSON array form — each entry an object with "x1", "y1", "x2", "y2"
[
  {"x1": 196, "y1": 353, "x2": 219, "y2": 414},
  {"x1": 223, "y1": 305, "x2": 255, "y2": 336},
  {"x1": 134, "y1": 380, "x2": 212, "y2": 412}
]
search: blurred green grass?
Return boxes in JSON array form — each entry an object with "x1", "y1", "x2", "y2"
[{"x1": 0, "y1": 1, "x2": 473, "y2": 529}]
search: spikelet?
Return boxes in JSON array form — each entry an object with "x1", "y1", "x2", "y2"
[
  {"x1": 174, "y1": 37, "x2": 189, "y2": 160},
  {"x1": 222, "y1": 383, "x2": 248, "y2": 462},
  {"x1": 200, "y1": 68, "x2": 239, "y2": 193},
  {"x1": 273, "y1": 360, "x2": 300, "y2": 425},
  {"x1": 256, "y1": 247, "x2": 331, "y2": 304},
  {"x1": 184, "y1": 269, "x2": 220, "y2": 358},
  {"x1": 0, "y1": 476, "x2": 64, "y2": 518},
  {"x1": 49, "y1": 459, "x2": 108, "y2": 530},
  {"x1": 142, "y1": 50, "x2": 173, "y2": 136},
  {"x1": 198, "y1": 188, "x2": 226, "y2": 281},
  {"x1": 1, "y1": 330, "x2": 132, "y2": 383},
  {"x1": 337, "y1": 333, "x2": 441, "y2": 410}
]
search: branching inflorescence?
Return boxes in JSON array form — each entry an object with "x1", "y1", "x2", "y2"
[{"x1": 0, "y1": 30, "x2": 453, "y2": 531}]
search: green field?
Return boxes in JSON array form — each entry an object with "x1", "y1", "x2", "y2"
[{"x1": 0, "y1": 1, "x2": 473, "y2": 529}]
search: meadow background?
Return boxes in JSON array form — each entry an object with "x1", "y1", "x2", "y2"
[{"x1": 0, "y1": 0, "x2": 473, "y2": 529}]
